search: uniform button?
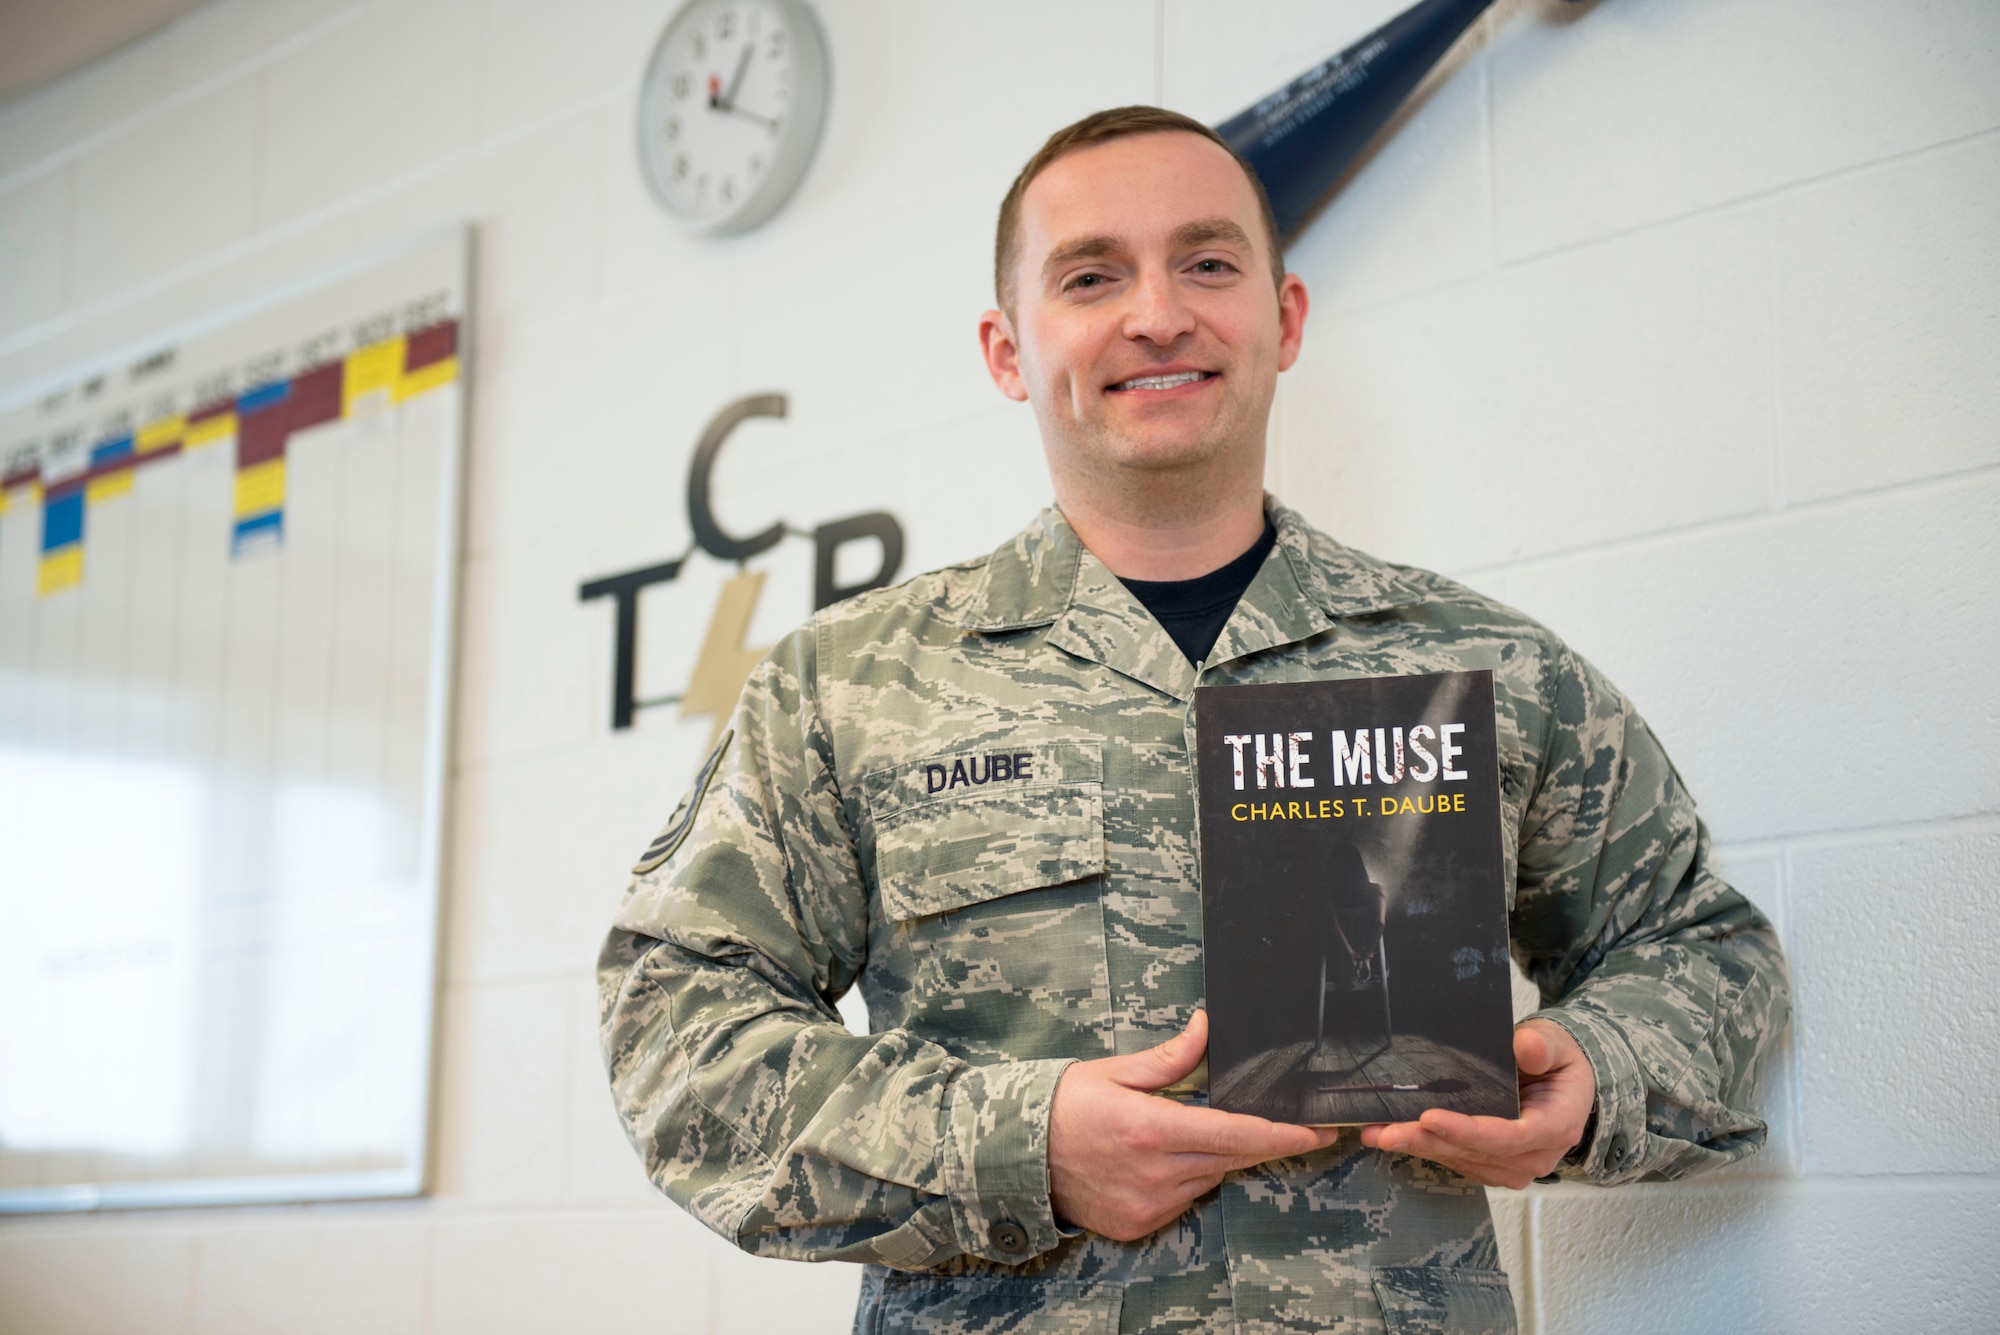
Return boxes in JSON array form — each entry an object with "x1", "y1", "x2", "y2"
[
  {"x1": 1608, "y1": 1133, "x2": 1629, "y2": 1165},
  {"x1": 990, "y1": 1221, "x2": 1030, "y2": 1256}
]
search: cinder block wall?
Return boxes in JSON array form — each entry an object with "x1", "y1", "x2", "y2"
[{"x1": 0, "y1": 2, "x2": 1992, "y2": 1331}]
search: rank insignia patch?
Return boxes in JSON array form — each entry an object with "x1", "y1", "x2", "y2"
[{"x1": 632, "y1": 728, "x2": 734, "y2": 876}]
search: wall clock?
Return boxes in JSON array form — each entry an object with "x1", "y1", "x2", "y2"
[{"x1": 637, "y1": 0, "x2": 830, "y2": 235}]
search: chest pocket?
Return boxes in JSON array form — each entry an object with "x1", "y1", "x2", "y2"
[{"x1": 864, "y1": 742, "x2": 1112, "y2": 1062}]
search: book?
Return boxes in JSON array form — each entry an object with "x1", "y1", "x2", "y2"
[{"x1": 1194, "y1": 669, "x2": 1520, "y2": 1127}]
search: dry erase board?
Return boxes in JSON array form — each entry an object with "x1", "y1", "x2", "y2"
[{"x1": 0, "y1": 229, "x2": 468, "y2": 1211}]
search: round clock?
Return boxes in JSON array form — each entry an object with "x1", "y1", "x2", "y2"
[{"x1": 636, "y1": 0, "x2": 830, "y2": 235}]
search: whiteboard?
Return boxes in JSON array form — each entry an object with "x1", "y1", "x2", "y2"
[{"x1": 0, "y1": 230, "x2": 467, "y2": 1211}]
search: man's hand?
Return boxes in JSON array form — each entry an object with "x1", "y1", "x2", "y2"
[
  {"x1": 1358, "y1": 1018, "x2": 1597, "y2": 1190},
  {"x1": 1048, "y1": 1010, "x2": 1337, "y2": 1241}
]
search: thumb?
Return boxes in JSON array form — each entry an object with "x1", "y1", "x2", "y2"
[
  {"x1": 1105, "y1": 1009, "x2": 1210, "y2": 1092},
  {"x1": 1513, "y1": 1020, "x2": 1561, "y2": 1077}
]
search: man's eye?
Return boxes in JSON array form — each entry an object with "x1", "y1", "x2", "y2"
[
  {"x1": 1192, "y1": 258, "x2": 1236, "y2": 275},
  {"x1": 1067, "y1": 273, "x2": 1106, "y2": 291}
]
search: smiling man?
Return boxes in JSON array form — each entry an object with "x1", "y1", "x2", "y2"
[{"x1": 601, "y1": 108, "x2": 1790, "y2": 1334}]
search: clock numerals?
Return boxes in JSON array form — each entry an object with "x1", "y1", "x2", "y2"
[{"x1": 640, "y1": 0, "x2": 825, "y2": 233}]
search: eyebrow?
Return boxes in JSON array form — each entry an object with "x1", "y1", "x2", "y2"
[
  {"x1": 1171, "y1": 217, "x2": 1254, "y2": 251},
  {"x1": 1040, "y1": 234, "x2": 1124, "y2": 286},
  {"x1": 1039, "y1": 217, "x2": 1257, "y2": 287}
]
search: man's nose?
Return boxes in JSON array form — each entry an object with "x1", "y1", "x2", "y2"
[{"x1": 1121, "y1": 268, "x2": 1196, "y2": 347}]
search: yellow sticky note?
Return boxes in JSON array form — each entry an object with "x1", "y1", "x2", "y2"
[
  {"x1": 186, "y1": 412, "x2": 237, "y2": 449},
  {"x1": 3, "y1": 480, "x2": 45, "y2": 518},
  {"x1": 38, "y1": 546, "x2": 82, "y2": 595},
  {"x1": 345, "y1": 336, "x2": 407, "y2": 416},
  {"x1": 86, "y1": 469, "x2": 135, "y2": 503},
  {"x1": 233, "y1": 458, "x2": 285, "y2": 518},
  {"x1": 136, "y1": 416, "x2": 186, "y2": 454},
  {"x1": 395, "y1": 355, "x2": 458, "y2": 402}
]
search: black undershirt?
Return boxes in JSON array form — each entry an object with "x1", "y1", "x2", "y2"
[{"x1": 1119, "y1": 520, "x2": 1278, "y2": 666}]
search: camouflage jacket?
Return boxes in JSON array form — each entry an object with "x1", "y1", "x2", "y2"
[{"x1": 599, "y1": 502, "x2": 1790, "y2": 1334}]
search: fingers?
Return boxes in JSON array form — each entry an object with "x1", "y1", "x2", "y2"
[
  {"x1": 1383, "y1": 1107, "x2": 1562, "y2": 1161},
  {"x1": 1049, "y1": 1015, "x2": 1351, "y2": 1242},
  {"x1": 1158, "y1": 1101, "x2": 1337, "y2": 1162},
  {"x1": 1360, "y1": 1115, "x2": 1568, "y2": 1188},
  {"x1": 1358, "y1": 1122, "x2": 1545, "y2": 1189},
  {"x1": 1366, "y1": 1118, "x2": 1517, "y2": 1164},
  {"x1": 1415, "y1": 1108, "x2": 1547, "y2": 1157},
  {"x1": 1102, "y1": 1099, "x2": 1336, "y2": 1188},
  {"x1": 1357, "y1": 1021, "x2": 1594, "y2": 1160}
]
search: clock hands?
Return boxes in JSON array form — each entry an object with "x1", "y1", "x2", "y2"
[
  {"x1": 721, "y1": 44, "x2": 752, "y2": 110},
  {"x1": 719, "y1": 104, "x2": 779, "y2": 131},
  {"x1": 706, "y1": 42, "x2": 780, "y2": 131}
]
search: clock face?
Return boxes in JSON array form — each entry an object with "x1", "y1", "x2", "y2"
[{"x1": 637, "y1": 0, "x2": 829, "y2": 235}]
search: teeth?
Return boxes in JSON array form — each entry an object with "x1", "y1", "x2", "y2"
[{"x1": 1116, "y1": 371, "x2": 1208, "y2": 391}]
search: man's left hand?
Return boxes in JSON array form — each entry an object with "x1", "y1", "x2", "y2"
[{"x1": 1357, "y1": 1019, "x2": 1596, "y2": 1190}]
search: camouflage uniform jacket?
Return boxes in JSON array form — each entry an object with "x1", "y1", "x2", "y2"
[{"x1": 599, "y1": 502, "x2": 1790, "y2": 1334}]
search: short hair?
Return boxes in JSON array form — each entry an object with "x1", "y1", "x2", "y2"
[{"x1": 993, "y1": 106, "x2": 1285, "y2": 316}]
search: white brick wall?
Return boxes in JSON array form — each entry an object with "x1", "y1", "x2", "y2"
[{"x1": 0, "y1": 1, "x2": 1993, "y2": 1330}]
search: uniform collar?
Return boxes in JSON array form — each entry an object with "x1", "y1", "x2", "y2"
[{"x1": 957, "y1": 500, "x2": 1430, "y2": 701}]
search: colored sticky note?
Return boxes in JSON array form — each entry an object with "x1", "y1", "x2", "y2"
[
  {"x1": 233, "y1": 458, "x2": 285, "y2": 519},
  {"x1": 186, "y1": 410, "x2": 237, "y2": 449},
  {"x1": 136, "y1": 416, "x2": 186, "y2": 454},
  {"x1": 37, "y1": 545, "x2": 82, "y2": 595},
  {"x1": 344, "y1": 337, "x2": 406, "y2": 415},
  {"x1": 86, "y1": 470, "x2": 135, "y2": 503},
  {"x1": 395, "y1": 356, "x2": 458, "y2": 402},
  {"x1": 231, "y1": 509, "x2": 282, "y2": 553},
  {"x1": 3, "y1": 480, "x2": 45, "y2": 516},
  {"x1": 41, "y1": 491, "x2": 84, "y2": 552}
]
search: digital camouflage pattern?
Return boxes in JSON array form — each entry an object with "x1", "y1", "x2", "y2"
[{"x1": 598, "y1": 502, "x2": 1792, "y2": 1333}]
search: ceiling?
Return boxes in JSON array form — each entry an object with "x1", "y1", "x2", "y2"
[{"x1": 0, "y1": 0, "x2": 210, "y2": 107}]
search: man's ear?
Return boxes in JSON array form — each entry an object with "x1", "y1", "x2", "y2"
[
  {"x1": 978, "y1": 308, "x2": 1029, "y2": 402},
  {"x1": 1276, "y1": 273, "x2": 1309, "y2": 373}
]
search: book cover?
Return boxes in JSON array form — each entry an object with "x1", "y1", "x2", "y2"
[{"x1": 1195, "y1": 669, "x2": 1519, "y2": 1126}]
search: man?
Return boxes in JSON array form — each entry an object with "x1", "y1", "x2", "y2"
[{"x1": 600, "y1": 107, "x2": 1789, "y2": 1332}]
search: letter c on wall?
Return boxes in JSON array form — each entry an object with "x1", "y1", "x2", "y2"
[{"x1": 688, "y1": 393, "x2": 788, "y2": 563}]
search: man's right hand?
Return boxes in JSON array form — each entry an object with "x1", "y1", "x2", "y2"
[{"x1": 1047, "y1": 1009, "x2": 1338, "y2": 1241}]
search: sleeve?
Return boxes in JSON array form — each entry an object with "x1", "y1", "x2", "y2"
[
  {"x1": 1509, "y1": 643, "x2": 1792, "y2": 1185},
  {"x1": 596, "y1": 624, "x2": 1073, "y2": 1269}
]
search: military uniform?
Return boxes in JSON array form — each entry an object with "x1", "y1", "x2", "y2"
[{"x1": 598, "y1": 503, "x2": 1790, "y2": 1334}]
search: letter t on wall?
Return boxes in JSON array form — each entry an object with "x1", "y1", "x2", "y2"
[{"x1": 578, "y1": 557, "x2": 686, "y2": 730}]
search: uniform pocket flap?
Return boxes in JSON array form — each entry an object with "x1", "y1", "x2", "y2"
[
  {"x1": 867, "y1": 1273, "x2": 1122, "y2": 1334},
  {"x1": 1371, "y1": 1266, "x2": 1517, "y2": 1335},
  {"x1": 869, "y1": 743, "x2": 1104, "y2": 922}
]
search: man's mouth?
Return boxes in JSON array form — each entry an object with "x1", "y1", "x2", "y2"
[{"x1": 1108, "y1": 371, "x2": 1215, "y2": 392}]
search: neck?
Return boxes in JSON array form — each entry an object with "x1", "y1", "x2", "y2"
[{"x1": 1055, "y1": 478, "x2": 1269, "y2": 581}]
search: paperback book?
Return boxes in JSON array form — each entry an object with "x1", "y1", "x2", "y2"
[{"x1": 1195, "y1": 669, "x2": 1519, "y2": 1126}]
